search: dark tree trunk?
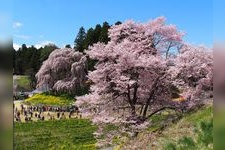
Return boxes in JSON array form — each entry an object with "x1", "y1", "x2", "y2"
[
  {"x1": 127, "y1": 85, "x2": 136, "y2": 117},
  {"x1": 142, "y1": 78, "x2": 159, "y2": 118},
  {"x1": 133, "y1": 83, "x2": 138, "y2": 104},
  {"x1": 139, "y1": 104, "x2": 144, "y2": 116},
  {"x1": 127, "y1": 84, "x2": 139, "y2": 117},
  {"x1": 131, "y1": 105, "x2": 136, "y2": 117}
]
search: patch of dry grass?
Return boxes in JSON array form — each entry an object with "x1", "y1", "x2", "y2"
[{"x1": 121, "y1": 103, "x2": 212, "y2": 150}]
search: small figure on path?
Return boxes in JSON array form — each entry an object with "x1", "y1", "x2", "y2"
[
  {"x1": 30, "y1": 111, "x2": 33, "y2": 118},
  {"x1": 17, "y1": 111, "x2": 20, "y2": 118},
  {"x1": 38, "y1": 114, "x2": 41, "y2": 119},
  {"x1": 57, "y1": 112, "x2": 60, "y2": 118},
  {"x1": 35, "y1": 113, "x2": 37, "y2": 118},
  {"x1": 25, "y1": 116, "x2": 28, "y2": 122}
]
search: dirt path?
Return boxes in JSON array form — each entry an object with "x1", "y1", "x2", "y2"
[{"x1": 14, "y1": 100, "x2": 81, "y2": 122}]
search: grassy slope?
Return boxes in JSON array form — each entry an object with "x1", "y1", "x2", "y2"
[
  {"x1": 24, "y1": 93, "x2": 75, "y2": 106},
  {"x1": 14, "y1": 119, "x2": 97, "y2": 150},
  {"x1": 214, "y1": 108, "x2": 225, "y2": 150},
  {"x1": 14, "y1": 75, "x2": 32, "y2": 91},
  {"x1": 121, "y1": 103, "x2": 213, "y2": 150},
  {"x1": 156, "y1": 105, "x2": 213, "y2": 150}
]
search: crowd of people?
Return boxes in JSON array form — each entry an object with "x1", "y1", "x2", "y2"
[{"x1": 14, "y1": 103, "x2": 81, "y2": 122}]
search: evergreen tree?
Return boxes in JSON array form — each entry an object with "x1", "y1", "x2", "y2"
[
  {"x1": 21, "y1": 44, "x2": 27, "y2": 51},
  {"x1": 93, "y1": 24, "x2": 102, "y2": 43},
  {"x1": 74, "y1": 27, "x2": 86, "y2": 52},
  {"x1": 16, "y1": 44, "x2": 29, "y2": 75},
  {"x1": 14, "y1": 48, "x2": 23, "y2": 74},
  {"x1": 65, "y1": 44, "x2": 71, "y2": 48},
  {"x1": 115, "y1": 21, "x2": 122, "y2": 25},
  {"x1": 26, "y1": 46, "x2": 40, "y2": 89},
  {"x1": 84, "y1": 28, "x2": 95, "y2": 50},
  {"x1": 99, "y1": 22, "x2": 110, "y2": 43},
  {"x1": 39, "y1": 44, "x2": 58, "y2": 62}
]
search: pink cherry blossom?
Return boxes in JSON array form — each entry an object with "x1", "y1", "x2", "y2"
[
  {"x1": 36, "y1": 48, "x2": 87, "y2": 94},
  {"x1": 76, "y1": 17, "x2": 185, "y2": 125}
]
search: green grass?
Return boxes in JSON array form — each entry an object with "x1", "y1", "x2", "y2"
[
  {"x1": 103, "y1": 124, "x2": 119, "y2": 133},
  {"x1": 210, "y1": 108, "x2": 225, "y2": 150},
  {"x1": 164, "y1": 119, "x2": 213, "y2": 150},
  {"x1": 1, "y1": 129, "x2": 13, "y2": 150},
  {"x1": 24, "y1": 93, "x2": 75, "y2": 106},
  {"x1": 155, "y1": 105, "x2": 213, "y2": 150},
  {"x1": 15, "y1": 76, "x2": 32, "y2": 91},
  {"x1": 14, "y1": 119, "x2": 97, "y2": 150},
  {"x1": 121, "y1": 104, "x2": 213, "y2": 150},
  {"x1": 147, "y1": 111, "x2": 178, "y2": 132}
]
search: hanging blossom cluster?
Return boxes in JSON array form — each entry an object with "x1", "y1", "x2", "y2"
[
  {"x1": 75, "y1": 16, "x2": 186, "y2": 126},
  {"x1": 36, "y1": 48, "x2": 87, "y2": 94},
  {"x1": 169, "y1": 44, "x2": 213, "y2": 107}
]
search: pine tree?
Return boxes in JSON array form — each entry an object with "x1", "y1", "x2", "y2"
[
  {"x1": 74, "y1": 27, "x2": 86, "y2": 52},
  {"x1": 65, "y1": 44, "x2": 71, "y2": 48},
  {"x1": 84, "y1": 28, "x2": 95, "y2": 50},
  {"x1": 115, "y1": 21, "x2": 122, "y2": 25},
  {"x1": 93, "y1": 24, "x2": 102, "y2": 43},
  {"x1": 99, "y1": 22, "x2": 110, "y2": 43}
]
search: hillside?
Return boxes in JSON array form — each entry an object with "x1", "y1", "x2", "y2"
[{"x1": 121, "y1": 102, "x2": 213, "y2": 150}]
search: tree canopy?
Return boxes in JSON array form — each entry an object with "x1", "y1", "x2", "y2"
[
  {"x1": 75, "y1": 17, "x2": 213, "y2": 126},
  {"x1": 36, "y1": 48, "x2": 88, "y2": 94}
]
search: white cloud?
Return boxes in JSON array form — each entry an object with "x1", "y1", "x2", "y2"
[
  {"x1": 13, "y1": 22, "x2": 22, "y2": 29},
  {"x1": 34, "y1": 41, "x2": 55, "y2": 49},
  {"x1": 13, "y1": 43, "x2": 21, "y2": 50},
  {"x1": 13, "y1": 41, "x2": 57, "y2": 50},
  {"x1": 14, "y1": 34, "x2": 31, "y2": 39}
]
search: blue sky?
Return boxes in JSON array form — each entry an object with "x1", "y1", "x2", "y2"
[
  {"x1": 13, "y1": 0, "x2": 213, "y2": 49},
  {"x1": 214, "y1": 0, "x2": 224, "y2": 43},
  {"x1": 0, "y1": 0, "x2": 12, "y2": 43}
]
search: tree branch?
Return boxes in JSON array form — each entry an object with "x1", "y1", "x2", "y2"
[
  {"x1": 132, "y1": 83, "x2": 138, "y2": 104},
  {"x1": 112, "y1": 92, "x2": 126, "y2": 100},
  {"x1": 142, "y1": 77, "x2": 159, "y2": 118},
  {"x1": 146, "y1": 106, "x2": 177, "y2": 119},
  {"x1": 166, "y1": 42, "x2": 172, "y2": 59}
]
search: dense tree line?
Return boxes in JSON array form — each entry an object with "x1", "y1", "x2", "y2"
[
  {"x1": 74, "y1": 21, "x2": 118, "y2": 52},
  {"x1": 13, "y1": 44, "x2": 58, "y2": 88}
]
